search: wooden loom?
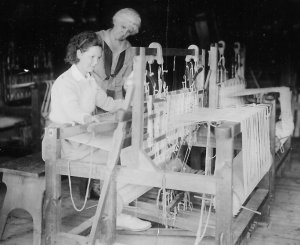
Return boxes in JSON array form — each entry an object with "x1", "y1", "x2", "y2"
[
  {"x1": 43, "y1": 45, "x2": 277, "y2": 245},
  {"x1": 210, "y1": 41, "x2": 293, "y2": 177}
]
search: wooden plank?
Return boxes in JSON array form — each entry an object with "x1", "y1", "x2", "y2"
[
  {"x1": 0, "y1": 116, "x2": 24, "y2": 129},
  {"x1": 214, "y1": 121, "x2": 240, "y2": 139},
  {"x1": 87, "y1": 122, "x2": 127, "y2": 245},
  {"x1": 215, "y1": 123, "x2": 234, "y2": 245},
  {"x1": 215, "y1": 161, "x2": 233, "y2": 245},
  {"x1": 123, "y1": 201, "x2": 215, "y2": 236},
  {"x1": 56, "y1": 161, "x2": 217, "y2": 195},
  {"x1": 133, "y1": 47, "x2": 195, "y2": 57},
  {"x1": 131, "y1": 48, "x2": 145, "y2": 153},
  {"x1": 55, "y1": 232, "x2": 88, "y2": 245},
  {"x1": 117, "y1": 168, "x2": 217, "y2": 195},
  {"x1": 86, "y1": 122, "x2": 117, "y2": 134},
  {"x1": 0, "y1": 153, "x2": 44, "y2": 177},
  {"x1": 44, "y1": 127, "x2": 62, "y2": 245},
  {"x1": 117, "y1": 228, "x2": 196, "y2": 237},
  {"x1": 193, "y1": 135, "x2": 242, "y2": 150},
  {"x1": 100, "y1": 178, "x2": 117, "y2": 244},
  {"x1": 58, "y1": 124, "x2": 88, "y2": 139},
  {"x1": 228, "y1": 87, "x2": 286, "y2": 97},
  {"x1": 208, "y1": 45, "x2": 218, "y2": 108},
  {"x1": 68, "y1": 217, "x2": 93, "y2": 235},
  {"x1": 232, "y1": 188, "x2": 269, "y2": 244}
]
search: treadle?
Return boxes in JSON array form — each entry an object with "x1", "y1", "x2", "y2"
[
  {"x1": 232, "y1": 188, "x2": 269, "y2": 244},
  {"x1": 123, "y1": 202, "x2": 215, "y2": 236},
  {"x1": 123, "y1": 188, "x2": 268, "y2": 244}
]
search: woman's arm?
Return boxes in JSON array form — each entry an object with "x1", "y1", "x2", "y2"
[{"x1": 95, "y1": 85, "x2": 124, "y2": 112}]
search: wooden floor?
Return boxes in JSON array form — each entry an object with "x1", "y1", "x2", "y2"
[
  {"x1": 0, "y1": 138, "x2": 300, "y2": 245},
  {"x1": 247, "y1": 138, "x2": 300, "y2": 245}
]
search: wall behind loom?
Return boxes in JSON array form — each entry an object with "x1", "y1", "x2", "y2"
[{"x1": 0, "y1": 0, "x2": 299, "y2": 91}]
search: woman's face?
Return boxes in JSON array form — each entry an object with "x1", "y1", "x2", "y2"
[
  {"x1": 113, "y1": 21, "x2": 133, "y2": 41},
  {"x1": 77, "y1": 45, "x2": 102, "y2": 74}
]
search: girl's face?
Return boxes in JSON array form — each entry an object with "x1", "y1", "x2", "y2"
[
  {"x1": 77, "y1": 45, "x2": 102, "y2": 74},
  {"x1": 112, "y1": 21, "x2": 133, "y2": 41}
]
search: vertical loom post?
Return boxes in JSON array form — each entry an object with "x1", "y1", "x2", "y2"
[
  {"x1": 100, "y1": 175, "x2": 116, "y2": 244},
  {"x1": 259, "y1": 96, "x2": 276, "y2": 223},
  {"x1": 132, "y1": 47, "x2": 146, "y2": 151},
  {"x1": 201, "y1": 49, "x2": 206, "y2": 83},
  {"x1": 214, "y1": 123, "x2": 235, "y2": 245},
  {"x1": 208, "y1": 44, "x2": 218, "y2": 108},
  {"x1": 44, "y1": 127, "x2": 62, "y2": 245},
  {"x1": 240, "y1": 46, "x2": 246, "y2": 80},
  {"x1": 206, "y1": 45, "x2": 218, "y2": 175},
  {"x1": 265, "y1": 96, "x2": 276, "y2": 194}
]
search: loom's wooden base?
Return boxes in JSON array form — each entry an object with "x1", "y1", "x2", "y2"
[{"x1": 122, "y1": 188, "x2": 268, "y2": 245}]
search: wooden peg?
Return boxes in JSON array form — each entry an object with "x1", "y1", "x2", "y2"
[
  {"x1": 218, "y1": 41, "x2": 226, "y2": 56},
  {"x1": 185, "y1": 44, "x2": 199, "y2": 63},
  {"x1": 147, "y1": 42, "x2": 163, "y2": 65},
  {"x1": 234, "y1": 42, "x2": 241, "y2": 56}
]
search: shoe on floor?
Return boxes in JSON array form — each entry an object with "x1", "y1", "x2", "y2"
[{"x1": 116, "y1": 213, "x2": 151, "y2": 231}]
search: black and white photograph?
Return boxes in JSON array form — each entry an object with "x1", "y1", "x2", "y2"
[{"x1": 0, "y1": 0, "x2": 299, "y2": 244}]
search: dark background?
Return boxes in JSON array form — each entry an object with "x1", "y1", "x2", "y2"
[{"x1": 0, "y1": 0, "x2": 299, "y2": 88}]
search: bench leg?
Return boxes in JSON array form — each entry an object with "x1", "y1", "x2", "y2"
[
  {"x1": 0, "y1": 181, "x2": 16, "y2": 239},
  {"x1": 0, "y1": 174, "x2": 45, "y2": 244},
  {"x1": 0, "y1": 196, "x2": 16, "y2": 239},
  {"x1": 0, "y1": 210, "x2": 9, "y2": 239},
  {"x1": 32, "y1": 213, "x2": 42, "y2": 245}
]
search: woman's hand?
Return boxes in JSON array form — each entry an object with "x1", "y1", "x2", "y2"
[{"x1": 83, "y1": 115, "x2": 100, "y2": 124}]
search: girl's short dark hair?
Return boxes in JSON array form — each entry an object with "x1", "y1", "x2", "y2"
[{"x1": 64, "y1": 31, "x2": 102, "y2": 64}]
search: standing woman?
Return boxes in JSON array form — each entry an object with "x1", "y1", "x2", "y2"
[
  {"x1": 44, "y1": 31, "x2": 151, "y2": 231},
  {"x1": 93, "y1": 8, "x2": 141, "y2": 99}
]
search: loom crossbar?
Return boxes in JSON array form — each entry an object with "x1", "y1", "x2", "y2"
[
  {"x1": 55, "y1": 160, "x2": 217, "y2": 195},
  {"x1": 133, "y1": 47, "x2": 196, "y2": 57}
]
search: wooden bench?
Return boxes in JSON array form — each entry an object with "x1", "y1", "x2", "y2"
[{"x1": 0, "y1": 153, "x2": 45, "y2": 245}]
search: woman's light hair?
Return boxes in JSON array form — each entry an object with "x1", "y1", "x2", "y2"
[{"x1": 113, "y1": 8, "x2": 141, "y2": 35}]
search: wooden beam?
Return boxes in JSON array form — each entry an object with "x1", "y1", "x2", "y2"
[
  {"x1": 123, "y1": 201, "x2": 215, "y2": 235},
  {"x1": 215, "y1": 121, "x2": 240, "y2": 139},
  {"x1": 215, "y1": 161, "x2": 233, "y2": 245},
  {"x1": 232, "y1": 188, "x2": 269, "y2": 244},
  {"x1": 68, "y1": 218, "x2": 93, "y2": 235},
  {"x1": 215, "y1": 122, "x2": 234, "y2": 245},
  {"x1": 133, "y1": 47, "x2": 196, "y2": 57},
  {"x1": 193, "y1": 135, "x2": 242, "y2": 150},
  {"x1": 58, "y1": 124, "x2": 88, "y2": 139},
  {"x1": 117, "y1": 228, "x2": 196, "y2": 237},
  {"x1": 208, "y1": 45, "x2": 218, "y2": 108},
  {"x1": 54, "y1": 232, "x2": 88, "y2": 245},
  {"x1": 131, "y1": 48, "x2": 145, "y2": 151},
  {"x1": 44, "y1": 127, "x2": 62, "y2": 245},
  {"x1": 55, "y1": 161, "x2": 217, "y2": 195}
]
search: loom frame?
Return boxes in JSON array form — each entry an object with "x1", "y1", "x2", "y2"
[{"x1": 43, "y1": 46, "x2": 277, "y2": 245}]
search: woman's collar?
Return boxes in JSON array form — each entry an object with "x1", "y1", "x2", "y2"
[
  {"x1": 71, "y1": 64, "x2": 91, "y2": 81},
  {"x1": 102, "y1": 29, "x2": 131, "y2": 53}
]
